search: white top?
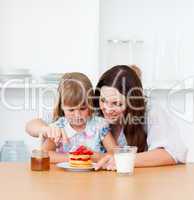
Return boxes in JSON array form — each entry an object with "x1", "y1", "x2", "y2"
[
  {"x1": 146, "y1": 101, "x2": 187, "y2": 163},
  {"x1": 117, "y1": 101, "x2": 188, "y2": 163}
]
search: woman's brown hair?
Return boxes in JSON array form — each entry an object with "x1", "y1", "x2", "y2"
[
  {"x1": 53, "y1": 72, "x2": 94, "y2": 121},
  {"x1": 94, "y1": 65, "x2": 147, "y2": 152}
]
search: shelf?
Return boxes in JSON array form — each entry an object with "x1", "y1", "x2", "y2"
[
  {"x1": 0, "y1": 80, "x2": 193, "y2": 90},
  {"x1": 143, "y1": 80, "x2": 194, "y2": 90},
  {"x1": 0, "y1": 81, "x2": 58, "y2": 89}
]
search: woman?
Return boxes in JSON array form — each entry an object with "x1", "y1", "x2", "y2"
[{"x1": 94, "y1": 65, "x2": 187, "y2": 170}]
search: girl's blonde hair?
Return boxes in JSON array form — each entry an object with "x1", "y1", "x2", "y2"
[{"x1": 53, "y1": 72, "x2": 94, "y2": 121}]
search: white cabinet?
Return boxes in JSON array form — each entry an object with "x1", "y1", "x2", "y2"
[
  {"x1": 99, "y1": 0, "x2": 194, "y2": 89},
  {"x1": 0, "y1": 0, "x2": 100, "y2": 150},
  {"x1": 0, "y1": 0, "x2": 99, "y2": 84}
]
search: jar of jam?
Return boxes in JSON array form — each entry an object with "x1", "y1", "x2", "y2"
[{"x1": 31, "y1": 149, "x2": 50, "y2": 171}]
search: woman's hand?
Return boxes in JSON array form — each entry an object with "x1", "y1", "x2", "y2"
[
  {"x1": 40, "y1": 126, "x2": 69, "y2": 144},
  {"x1": 94, "y1": 153, "x2": 116, "y2": 171}
]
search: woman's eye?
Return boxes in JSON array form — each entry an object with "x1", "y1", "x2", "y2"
[
  {"x1": 113, "y1": 102, "x2": 123, "y2": 107},
  {"x1": 118, "y1": 103, "x2": 123, "y2": 107},
  {"x1": 100, "y1": 97, "x2": 106, "y2": 103}
]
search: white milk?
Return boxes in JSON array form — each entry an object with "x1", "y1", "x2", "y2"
[{"x1": 114, "y1": 152, "x2": 135, "y2": 174}]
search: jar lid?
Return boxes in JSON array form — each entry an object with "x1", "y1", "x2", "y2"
[{"x1": 31, "y1": 149, "x2": 49, "y2": 158}]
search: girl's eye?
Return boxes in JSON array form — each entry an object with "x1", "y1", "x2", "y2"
[
  {"x1": 68, "y1": 109, "x2": 74, "y2": 112},
  {"x1": 80, "y1": 107, "x2": 87, "y2": 111}
]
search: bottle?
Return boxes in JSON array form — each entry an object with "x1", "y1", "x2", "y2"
[
  {"x1": 0, "y1": 140, "x2": 29, "y2": 162},
  {"x1": 31, "y1": 149, "x2": 50, "y2": 171},
  {"x1": 31, "y1": 134, "x2": 50, "y2": 171}
]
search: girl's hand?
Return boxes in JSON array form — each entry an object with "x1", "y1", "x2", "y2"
[
  {"x1": 94, "y1": 153, "x2": 116, "y2": 171},
  {"x1": 40, "y1": 126, "x2": 69, "y2": 144}
]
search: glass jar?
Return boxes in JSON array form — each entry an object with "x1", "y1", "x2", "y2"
[
  {"x1": 31, "y1": 149, "x2": 50, "y2": 171},
  {"x1": 0, "y1": 140, "x2": 29, "y2": 162}
]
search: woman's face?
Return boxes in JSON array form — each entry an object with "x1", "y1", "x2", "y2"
[{"x1": 99, "y1": 86, "x2": 126, "y2": 124}]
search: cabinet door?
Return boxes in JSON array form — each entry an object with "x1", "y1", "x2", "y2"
[
  {"x1": 99, "y1": 0, "x2": 194, "y2": 89},
  {"x1": 0, "y1": 0, "x2": 99, "y2": 83}
]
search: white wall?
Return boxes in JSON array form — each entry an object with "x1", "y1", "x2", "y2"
[
  {"x1": 99, "y1": 0, "x2": 194, "y2": 161},
  {"x1": 99, "y1": 0, "x2": 194, "y2": 86},
  {"x1": 0, "y1": 88, "x2": 56, "y2": 151},
  {"x1": 0, "y1": 0, "x2": 99, "y2": 83},
  {"x1": 0, "y1": 0, "x2": 99, "y2": 152}
]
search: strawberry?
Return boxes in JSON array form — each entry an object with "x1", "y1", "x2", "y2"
[
  {"x1": 82, "y1": 149, "x2": 88, "y2": 154},
  {"x1": 87, "y1": 150, "x2": 93, "y2": 155},
  {"x1": 69, "y1": 145, "x2": 93, "y2": 155},
  {"x1": 76, "y1": 145, "x2": 86, "y2": 152}
]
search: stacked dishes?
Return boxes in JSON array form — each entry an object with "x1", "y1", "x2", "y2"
[{"x1": 0, "y1": 68, "x2": 32, "y2": 82}]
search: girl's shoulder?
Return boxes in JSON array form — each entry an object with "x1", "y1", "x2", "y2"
[
  {"x1": 50, "y1": 116, "x2": 67, "y2": 128},
  {"x1": 87, "y1": 115, "x2": 110, "y2": 141},
  {"x1": 88, "y1": 115, "x2": 109, "y2": 129}
]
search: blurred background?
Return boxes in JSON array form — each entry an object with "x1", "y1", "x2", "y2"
[{"x1": 0, "y1": 0, "x2": 194, "y2": 161}]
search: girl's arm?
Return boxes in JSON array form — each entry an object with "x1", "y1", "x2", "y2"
[
  {"x1": 26, "y1": 118, "x2": 69, "y2": 144},
  {"x1": 25, "y1": 118, "x2": 48, "y2": 137},
  {"x1": 42, "y1": 138, "x2": 68, "y2": 164}
]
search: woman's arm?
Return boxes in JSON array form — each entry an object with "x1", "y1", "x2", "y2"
[
  {"x1": 94, "y1": 148, "x2": 176, "y2": 170},
  {"x1": 102, "y1": 132, "x2": 117, "y2": 152},
  {"x1": 25, "y1": 118, "x2": 48, "y2": 137},
  {"x1": 92, "y1": 152, "x2": 104, "y2": 163},
  {"x1": 87, "y1": 132, "x2": 117, "y2": 163},
  {"x1": 135, "y1": 148, "x2": 176, "y2": 167},
  {"x1": 42, "y1": 138, "x2": 68, "y2": 164}
]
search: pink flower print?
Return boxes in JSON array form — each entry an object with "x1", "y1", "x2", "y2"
[{"x1": 84, "y1": 131, "x2": 94, "y2": 139}]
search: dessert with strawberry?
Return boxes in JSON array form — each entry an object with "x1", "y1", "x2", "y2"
[{"x1": 69, "y1": 146, "x2": 93, "y2": 168}]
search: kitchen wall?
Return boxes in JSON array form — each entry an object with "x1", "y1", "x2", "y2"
[
  {"x1": 0, "y1": 0, "x2": 99, "y2": 83},
  {"x1": 99, "y1": 0, "x2": 194, "y2": 85},
  {"x1": 0, "y1": 0, "x2": 99, "y2": 151},
  {"x1": 99, "y1": 0, "x2": 194, "y2": 161}
]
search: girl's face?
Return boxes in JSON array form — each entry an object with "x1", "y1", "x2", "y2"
[
  {"x1": 99, "y1": 86, "x2": 126, "y2": 124},
  {"x1": 62, "y1": 104, "x2": 90, "y2": 127}
]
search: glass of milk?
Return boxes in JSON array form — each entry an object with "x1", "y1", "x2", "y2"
[{"x1": 113, "y1": 146, "x2": 137, "y2": 175}]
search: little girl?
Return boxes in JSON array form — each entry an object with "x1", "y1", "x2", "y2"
[{"x1": 42, "y1": 72, "x2": 116, "y2": 163}]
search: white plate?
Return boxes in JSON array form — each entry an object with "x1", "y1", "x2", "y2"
[{"x1": 56, "y1": 162, "x2": 96, "y2": 172}]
